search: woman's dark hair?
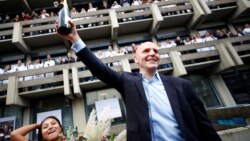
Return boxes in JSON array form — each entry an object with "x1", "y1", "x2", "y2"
[{"x1": 38, "y1": 116, "x2": 63, "y2": 141}]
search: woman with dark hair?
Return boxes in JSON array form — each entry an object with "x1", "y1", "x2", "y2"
[{"x1": 10, "y1": 116, "x2": 65, "y2": 141}]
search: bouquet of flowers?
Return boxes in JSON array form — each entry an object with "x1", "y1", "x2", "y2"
[{"x1": 83, "y1": 108, "x2": 126, "y2": 141}]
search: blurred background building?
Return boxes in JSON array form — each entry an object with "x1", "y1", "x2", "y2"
[{"x1": 0, "y1": 0, "x2": 250, "y2": 140}]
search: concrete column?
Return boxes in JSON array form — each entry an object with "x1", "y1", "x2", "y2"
[
  {"x1": 169, "y1": 51, "x2": 187, "y2": 77},
  {"x1": 22, "y1": 107, "x2": 31, "y2": 138},
  {"x1": 72, "y1": 98, "x2": 86, "y2": 134},
  {"x1": 23, "y1": 0, "x2": 31, "y2": 11},
  {"x1": 197, "y1": 0, "x2": 211, "y2": 14},
  {"x1": 63, "y1": 69, "x2": 73, "y2": 99},
  {"x1": 210, "y1": 75, "x2": 236, "y2": 107},
  {"x1": 6, "y1": 76, "x2": 28, "y2": 106},
  {"x1": 23, "y1": 107, "x2": 30, "y2": 125},
  {"x1": 152, "y1": 36, "x2": 158, "y2": 44},
  {"x1": 218, "y1": 127, "x2": 250, "y2": 141},
  {"x1": 121, "y1": 59, "x2": 131, "y2": 72},
  {"x1": 227, "y1": 24, "x2": 238, "y2": 36},
  {"x1": 112, "y1": 42, "x2": 119, "y2": 52},
  {"x1": 12, "y1": 22, "x2": 31, "y2": 54},
  {"x1": 225, "y1": 42, "x2": 244, "y2": 66},
  {"x1": 212, "y1": 43, "x2": 235, "y2": 74},
  {"x1": 150, "y1": 3, "x2": 163, "y2": 35},
  {"x1": 68, "y1": 49, "x2": 77, "y2": 61},
  {"x1": 229, "y1": 0, "x2": 250, "y2": 22},
  {"x1": 109, "y1": 9, "x2": 119, "y2": 41},
  {"x1": 187, "y1": 0, "x2": 206, "y2": 29},
  {"x1": 25, "y1": 55, "x2": 32, "y2": 92},
  {"x1": 72, "y1": 67, "x2": 82, "y2": 97}
]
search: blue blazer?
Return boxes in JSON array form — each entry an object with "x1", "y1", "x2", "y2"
[{"x1": 76, "y1": 47, "x2": 222, "y2": 141}]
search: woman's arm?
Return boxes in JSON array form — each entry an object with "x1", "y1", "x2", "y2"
[{"x1": 10, "y1": 123, "x2": 40, "y2": 141}]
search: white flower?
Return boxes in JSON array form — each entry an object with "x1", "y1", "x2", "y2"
[
  {"x1": 84, "y1": 108, "x2": 111, "y2": 141},
  {"x1": 114, "y1": 130, "x2": 126, "y2": 141}
]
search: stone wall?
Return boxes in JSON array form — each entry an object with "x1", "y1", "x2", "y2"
[{"x1": 218, "y1": 126, "x2": 250, "y2": 141}]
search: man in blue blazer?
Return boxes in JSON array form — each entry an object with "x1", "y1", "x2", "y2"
[{"x1": 57, "y1": 20, "x2": 222, "y2": 141}]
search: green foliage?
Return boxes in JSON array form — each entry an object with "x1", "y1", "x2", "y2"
[{"x1": 109, "y1": 133, "x2": 116, "y2": 141}]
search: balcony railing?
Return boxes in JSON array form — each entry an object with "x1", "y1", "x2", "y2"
[
  {"x1": 0, "y1": 0, "x2": 247, "y2": 41},
  {"x1": 0, "y1": 22, "x2": 14, "y2": 40},
  {"x1": 206, "y1": 0, "x2": 237, "y2": 8},
  {"x1": 207, "y1": 104, "x2": 250, "y2": 131}
]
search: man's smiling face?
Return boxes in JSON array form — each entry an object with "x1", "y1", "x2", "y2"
[{"x1": 134, "y1": 42, "x2": 160, "y2": 72}]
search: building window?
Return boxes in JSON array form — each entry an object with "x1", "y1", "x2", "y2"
[
  {"x1": 85, "y1": 89, "x2": 126, "y2": 125},
  {"x1": 183, "y1": 75, "x2": 222, "y2": 108},
  {"x1": 222, "y1": 69, "x2": 250, "y2": 104}
]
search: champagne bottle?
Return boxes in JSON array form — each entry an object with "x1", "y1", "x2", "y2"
[{"x1": 58, "y1": 0, "x2": 71, "y2": 35}]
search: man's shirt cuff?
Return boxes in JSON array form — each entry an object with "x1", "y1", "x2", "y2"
[{"x1": 71, "y1": 39, "x2": 86, "y2": 53}]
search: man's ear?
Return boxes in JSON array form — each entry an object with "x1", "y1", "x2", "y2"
[{"x1": 134, "y1": 55, "x2": 138, "y2": 64}]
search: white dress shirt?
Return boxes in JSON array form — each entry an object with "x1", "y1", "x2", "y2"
[
  {"x1": 14, "y1": 65, "x2": 26, "y2": 81},
  {"x1": 34, "y1": 63, "x2": 44, "y2": 79},
  {"x1": 25, "y1": 65, "x2": 35, "y2": 81},
  {"x1": 44, "y1": 60, "x2": 55, "y2": 77}
]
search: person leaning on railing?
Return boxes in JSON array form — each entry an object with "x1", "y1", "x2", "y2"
[{"x1": 243, "y1": 23, "x2": 250, "y2": 35}]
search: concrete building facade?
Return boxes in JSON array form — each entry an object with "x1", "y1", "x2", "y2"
[{"x1": 0, "y1": 0, "x2": 250, "y2": 140}]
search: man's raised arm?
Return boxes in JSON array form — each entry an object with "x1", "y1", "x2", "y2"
[{"x1": 56, "y1": 19, "x2": 124, "y2": 93}]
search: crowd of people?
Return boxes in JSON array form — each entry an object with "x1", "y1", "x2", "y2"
[
  {"x1": 0, "y1": 0, "x2": 238, "y2": 25},
  {"x1": 0, "y1": 0, "x2": 148, "y2": 26},
  {"x1": 0, "y1": 43, "x2": 137, "y2": 91},
  {"x1": 0, "y1": 0, "x2": 249, "y2": 91},
  {"x1": 159, "y1": 26, "x2": 250, "y2": 64},
  {"x1": 1, "y1": 23, "x2": 250, "y2": 90},
  {"x1": 0, "y1": 0, "x2": 197, "y2": 39},
  {"x1": 0, "y1": 0, "x2": 247, "y2": 40},
  {"x1": 0, "y1": 0, "x2": 182, "y2": 24},
  {"x1": 0, "y1": 53, "x2": 76, "y2": 91},
  {"x1": 159, "y1": 26, "x2": 250, "y2": 53},
  {"x1": 94, "y1": 24, "x2": 250, "y2": 59}
]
